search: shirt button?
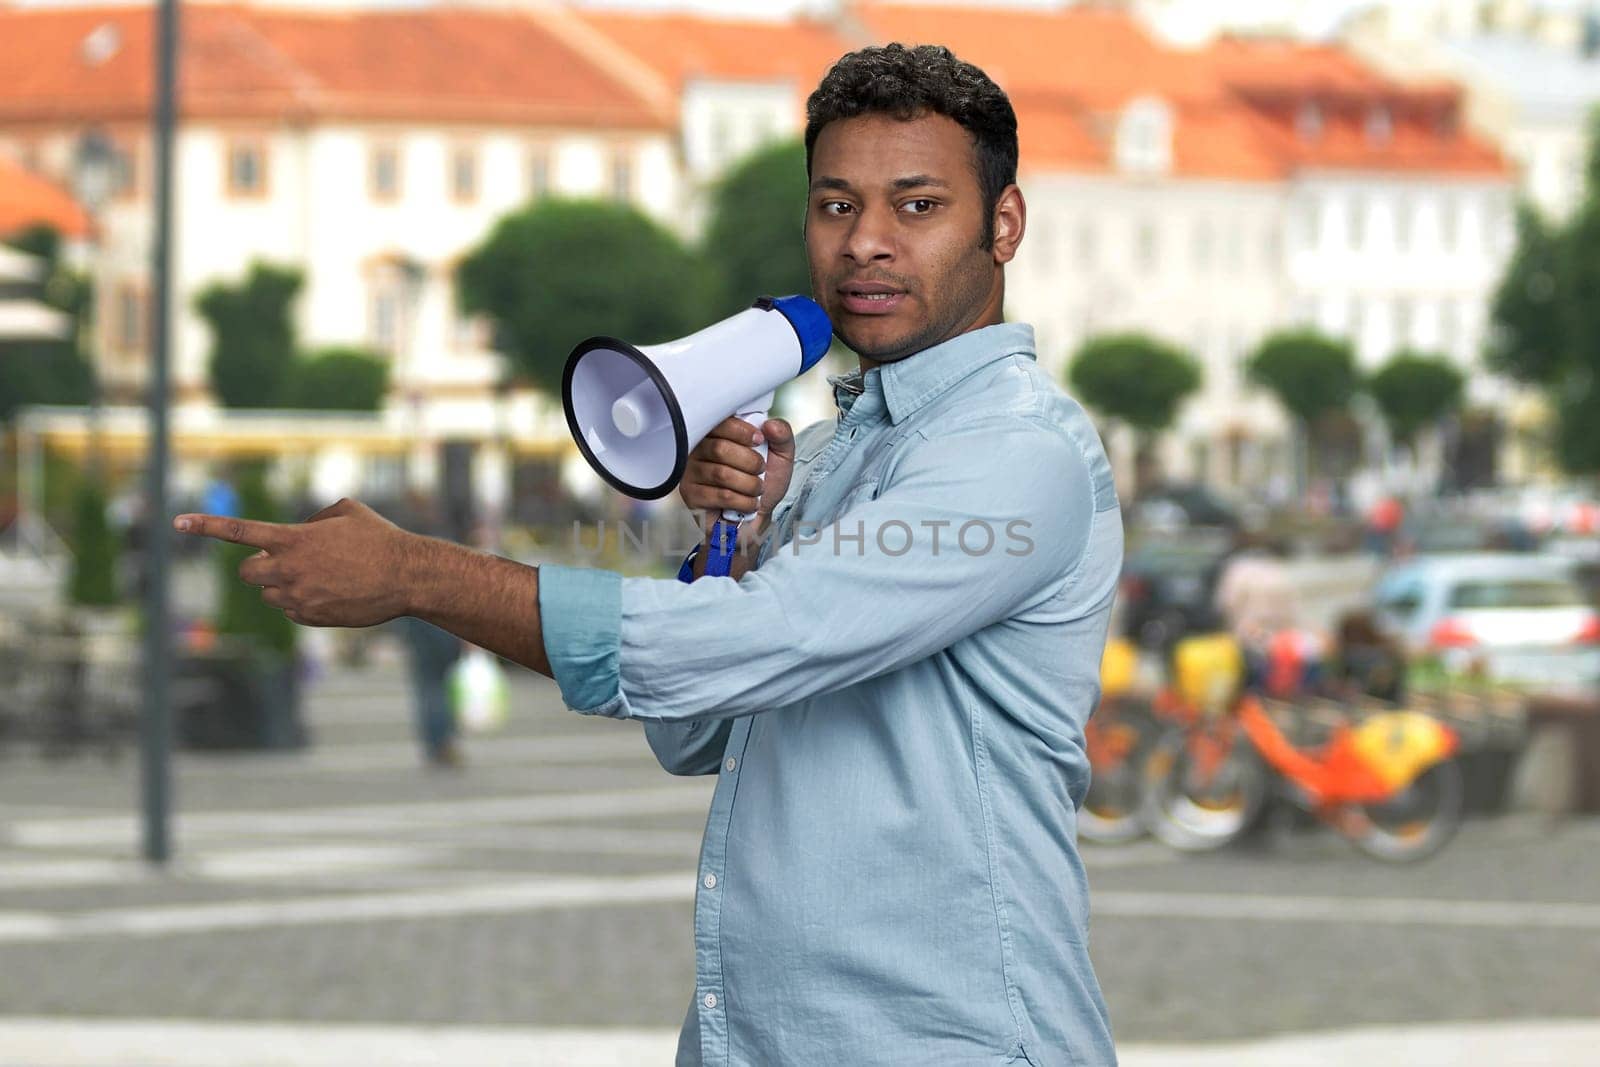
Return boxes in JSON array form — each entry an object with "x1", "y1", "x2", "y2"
[
  {"x1": 724, "y1": 757, "x2": 737, "y2": 772},
  {"x1": 703, "y1": 873, "x2": 717, "y2": 889},
  {"x1": 703, "y1": 992, "x2": 718, "y2": 1009}
]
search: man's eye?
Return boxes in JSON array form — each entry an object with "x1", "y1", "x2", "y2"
[
  {"x1": 820, "y1": 201, "x2": 854, "y2": 216},
  {"x1": 902, "y1": 199, "x2": 937, "y2": 215}
]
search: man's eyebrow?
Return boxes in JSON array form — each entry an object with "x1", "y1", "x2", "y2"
[
  {"x1": 890, "y1": 174, "x2": 950, "y2": 190},
  {"x1": 808, "y1": 175, "x2": 952, "y2": 193},
  {"x1": 810, "y1": 176, "x2": 853, "y2": 193}
]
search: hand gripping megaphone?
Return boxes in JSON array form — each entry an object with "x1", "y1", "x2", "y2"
[{"x1": 561, "y1": 295, "x2": 832, "y2": 513}]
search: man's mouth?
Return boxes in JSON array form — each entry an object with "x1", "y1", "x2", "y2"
[{"x1": 838, "y1": 283, "x2": 907, "y2": 315}]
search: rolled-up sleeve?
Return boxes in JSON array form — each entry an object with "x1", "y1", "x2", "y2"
[
  {"x1": 539, "y1": 414, "x2": 1096, "y2": 724},
  {"x1": 537, "y1": 564, "x2": 626, "y2": 717}
]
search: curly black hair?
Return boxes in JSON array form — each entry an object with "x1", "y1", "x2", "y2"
[{"x1": 804, "y1": 43, "x2": 1019, "y2": 247}]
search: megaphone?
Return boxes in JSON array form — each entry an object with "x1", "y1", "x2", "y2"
[{"x1": 561, "y1": 295, "x2": 832, "y2": 515}]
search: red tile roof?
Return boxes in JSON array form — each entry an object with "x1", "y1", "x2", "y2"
[
  {"x1": 581, "y1": 11, "x2": 852, "y2": 92},
  {"x1": 0, "y1": 2, "x2": 1507, "y2": 180},
  {"x1": 0, "y1": 4, "x2": 671, "y2": 128},
  {"x1": 0, "y1": 155, "x2": 90, "y2": 239},
  {"x1": 854, "y1": 2, "x2": 1507, "y2": 180}
]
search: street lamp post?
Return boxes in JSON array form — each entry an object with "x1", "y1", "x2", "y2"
[{"x1": 140, "y1": 0, "x2": 179, "y2": 866}]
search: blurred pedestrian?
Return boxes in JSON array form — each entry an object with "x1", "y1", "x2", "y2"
[
  {"x1": 401, "y1": 615, "x2": 463, "y2": 768},
  {"x1": 396, "y1": 490, "x2": 464, "y2": 769},
  {"x1": 1364, "y1": 493, "x2": 1404, "y2": 557},
  {"x1": 1213, "y1": 532, "x2": 1300, "y2": 690}
]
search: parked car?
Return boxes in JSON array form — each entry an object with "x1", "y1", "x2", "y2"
[
  {"x1": 1118, "y1": 530, "x2": 1233, "y2": 652},
  {"x1": 1127, "y1": 483, "x2": 1241, "y2": 534},
  {"x1": 1371, "y1": 553, "x2": 1600, "y2": 691}
]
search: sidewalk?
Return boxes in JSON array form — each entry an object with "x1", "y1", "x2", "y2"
[{"x1": 0, "y1": 1017, "x2": 1593, "y2": 1066}]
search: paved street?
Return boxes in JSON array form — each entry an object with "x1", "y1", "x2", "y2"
[{"x1": 1, "y1": 653, "x2": 1597, "y2": 1065}]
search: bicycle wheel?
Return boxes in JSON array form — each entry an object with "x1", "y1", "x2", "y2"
[
  {"x1": 1141, "y1": 722, "x2": 1269, "y2": 852},
  {"x1": 1348, "y1": 759, "x2": 1464, "y2": 863},
  {"x1": 1080, "y1": 724, "x2": 1151, "y2": 845}
]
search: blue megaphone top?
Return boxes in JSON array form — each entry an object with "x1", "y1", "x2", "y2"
[{"x1": 764, "y1": 295, "x2": 833, "y2": 372}]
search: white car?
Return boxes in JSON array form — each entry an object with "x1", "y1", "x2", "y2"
[{"x1": 1372, "y1": 553, "x2": 1600, "y2": 691}]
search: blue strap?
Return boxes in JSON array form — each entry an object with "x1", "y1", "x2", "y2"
[
  {"x1": 704, "y1": 519, "x2": 740, "y2": 578},
  {"x1": 676, "y1": 544, "x2": 699, "y2": 584},
  {"x1": 677, "y1": 520, "x2": 742, "y2": 582}
]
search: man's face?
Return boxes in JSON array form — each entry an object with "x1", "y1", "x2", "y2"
[{"x1": 806, "y1": 112, "x2": 1018, "y2": 365}]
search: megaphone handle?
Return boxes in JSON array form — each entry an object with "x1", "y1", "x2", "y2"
[
  {"x1": 722, "y1": 399, "x2": 772, "y2": 525},
  {"x1": 702, "y1": 401, "x2": 770, "y2": 579}
]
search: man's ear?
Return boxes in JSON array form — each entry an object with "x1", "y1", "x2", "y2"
[{"x1": 991, "y1": 185, "x2": 1025, "y2": 264}]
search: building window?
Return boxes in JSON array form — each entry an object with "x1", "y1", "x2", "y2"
[
  {"x1": 1192, "y1": 220, "x2": 1214, "y2": 271},
  {"x1": 1395, "y1": 195, "x2": 1414, "y2": 252},
  {"x1": 371, "y1": 286, "x2": 402, "y2": 355},
  {"x1": 1349, "y1": 196, "x2": 1368, "y2": 250},
  {"x1": 371, "y1": 143, "x2": 401, "y2": 202},
  {"x1": 110, "y1": 140, "x2": 137, "y2": 200},
  {"x1": 1135, "y1": 220, "x2": 1158, "y2": 272},
  {"x1": 1076, "y1": 220, "x2": 1097, "y2": 269},
  {"x1": 114, "y1": 283, "x2": 144, "y2": 353},
  {"x1": 1033, "y1": 219, "x2": 1054, "y2": 275},
  {"x1": 1115, "y1": 96, "x2": 1173, "y2": 176},
  {"x1": 528, "y1": 147, "x2": 551, "y2": 200},
  {"x1": 1394, "y1": 297, "x2": 1414, "y2": 348},
  {"x1": 610, "y1": 149, "x2": 633, "y2": 201},
  {"x1": 1440, "y1": 195, "x2": 1460, "y2": 250},
  {"x1": 1296, "y1": 102, "x2": 1323, "y2": 142},
  {"x1": 1263, "y1": 226, "x2": 1281, "y2": 269},
  {"x1": 710, "y1": 114, "x2": 732, "y2": 166},
  {"x1": 750, "y1": 112, "x2": 776, "y2": 147},
  {"x1": 450, "y1": 145, "x2": 477, "y2": 203},
  {"x1": 1366, "y1": 106, "x2": 1394, "y2": 147},
  {"x1": 225, "y1": 139, "x2": 267, "y2": 197}
]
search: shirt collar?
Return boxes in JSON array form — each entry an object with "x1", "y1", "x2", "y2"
[
  {"x1": 825, "y1": 323, "x2": 1037, "y2": 422},
  {"x1": 827, "y1": 322, "x2": 1036, "y2": 424}
]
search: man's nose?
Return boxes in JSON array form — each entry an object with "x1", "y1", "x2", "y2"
[{"x1": 842, "y1": 203, "x2": 895, "y2": 264}]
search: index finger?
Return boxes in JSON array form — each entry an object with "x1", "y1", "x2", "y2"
[
  {"x1": 704, "y1": 416, "x2": 763, "y2": 446},
  {"x1": 173, "y1": 513, "x2": 291, "y2": 551}
]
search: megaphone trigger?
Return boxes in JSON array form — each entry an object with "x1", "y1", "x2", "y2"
[{"x1": 724, "y1": 395, "x2": 774, "y2": 524}]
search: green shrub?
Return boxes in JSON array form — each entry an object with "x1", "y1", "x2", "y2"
[
  {"x1": 215, "y1": 462, "x2": 296, "y2": 659},
  {"x1": 67, "y1": 477, "x2": 118, "y2": 606}
]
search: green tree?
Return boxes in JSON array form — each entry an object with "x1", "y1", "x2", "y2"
[
  {"x1": 1554, "y1": 384, "x2": 1600, "y2": 473},
  {"x1": 67, "y1": 477, "x2": 118, "y2": 606},
  {"x1": 1366, "y1": 351, "x2": 1466, "y2": 451},
  {"x1": 701, "y1": 140, "x2": 812, "y2": 316},
  {"x1": 456, "y1": 199, "x2": 711, "y2": 396},
  {"x1": 216, "y1": 462, "x2": 295, "y2": 659},
  {"x1": 195, "y1": 263, "x2": 302, "y2": 408},
  {"x1": 1068, "y1": 333, "x2": 1202, "y2": 490},
  {"x1": 0, "y1": 224, "x2": 95, "y2": 421},
  {"x1": 1487, "y1": 205, "x2": 1567, "y2": 387},
  {"x1": 1486, "y1": 109, "x2": 1600, "y2": 474},
  {"x1": 284, "y1": 346, "x2": 390, "y2": 411},
  {"x1": 1245, "y1": 329, "x2": 1360, "y2": 488}
]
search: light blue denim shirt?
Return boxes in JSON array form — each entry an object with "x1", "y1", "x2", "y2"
[{"x1": 539, "y1": 322, "x2": 1123, "y2": 1067}]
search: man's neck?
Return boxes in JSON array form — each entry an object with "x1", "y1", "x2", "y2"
[{"x1": 857, "y1": 277, "x2": 1006, "y2": 375}]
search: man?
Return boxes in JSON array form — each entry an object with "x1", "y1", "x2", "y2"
[{"x1": 176, "y1": 44, "x2": 1122, "y2": 1067}]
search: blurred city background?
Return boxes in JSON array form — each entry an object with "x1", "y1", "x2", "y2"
[{"x1": 1, "y1": 0, "x2": 1599, "y2": 1063}]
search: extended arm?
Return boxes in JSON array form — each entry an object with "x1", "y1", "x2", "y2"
[{"x1": 172, "y1": 500, "x2": 555, "y2": 676}]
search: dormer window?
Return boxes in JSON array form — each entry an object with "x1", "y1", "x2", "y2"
[
  {"x1": 1366, "y1": 105, "x2": 1394, "y2": 147},
  {"x1": 1296, "y1": 102, "x2": 1324, "y2": 142},
  {"x1": 1115, "y1": 96, "x2": 1173, "y2": 176},
  {"x1": 80, "y1": 23, "x2": 121, "y2": 67}
]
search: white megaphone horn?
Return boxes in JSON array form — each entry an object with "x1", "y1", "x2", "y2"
[{"x1": 561, "y1": 295, "x2": 833, "y2": 522}]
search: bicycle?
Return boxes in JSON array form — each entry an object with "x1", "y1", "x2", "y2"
[{"x1": 1139, "y1": 633, "x2": 1465, "y2": 863}]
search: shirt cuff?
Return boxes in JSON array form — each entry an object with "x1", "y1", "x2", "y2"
[{"x1": 537, "y1": 564, "x2": 625, "y2": 715}]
